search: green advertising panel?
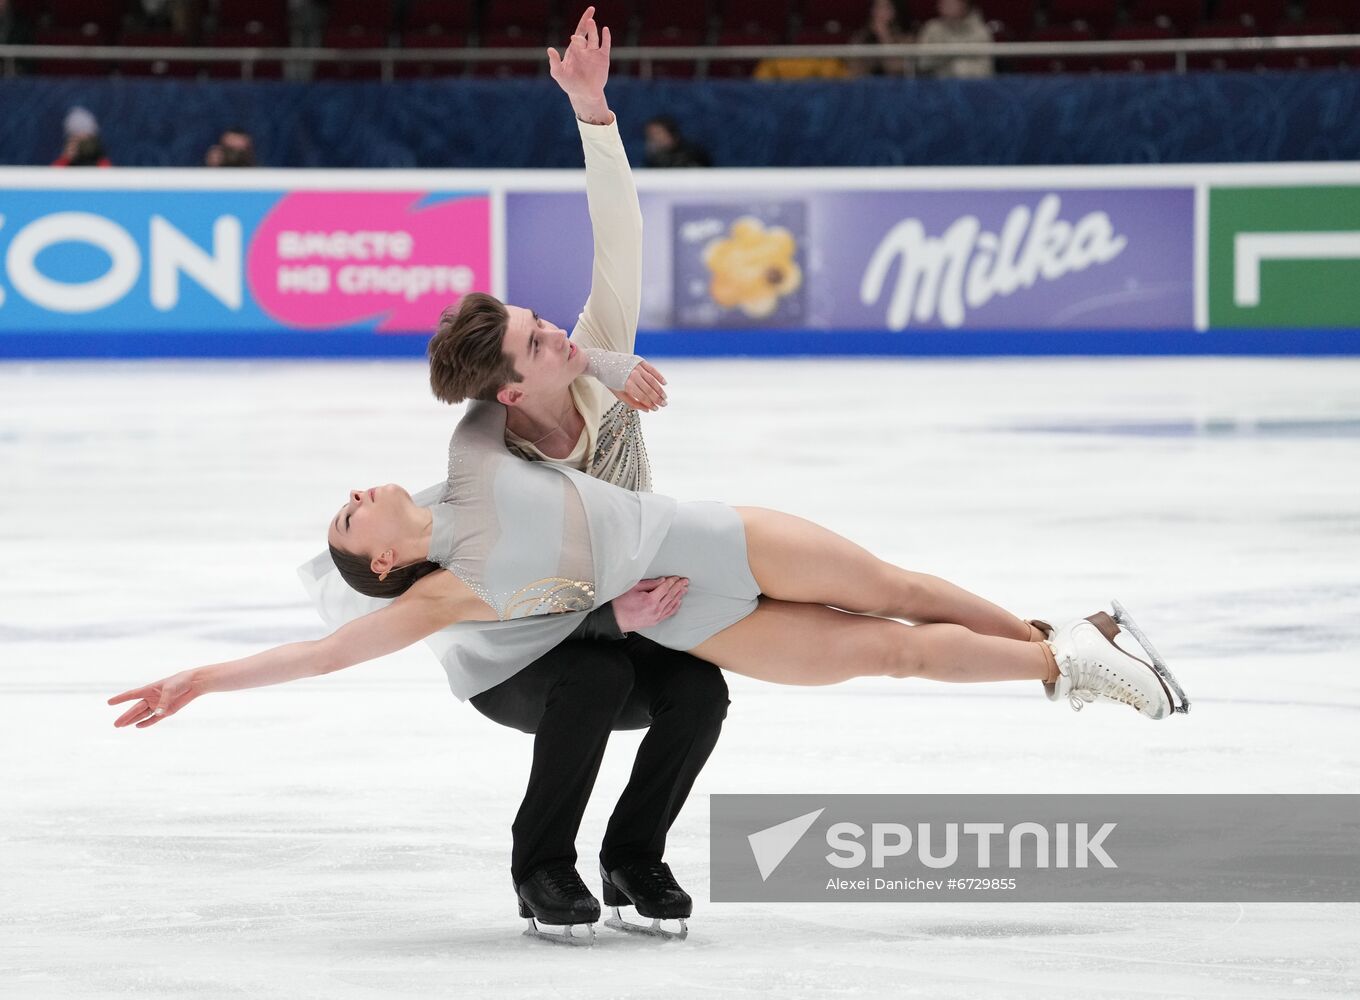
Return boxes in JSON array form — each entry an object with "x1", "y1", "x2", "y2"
[{"x1": 1208, "y1": 186, "x2": 1360, "y2": 329}]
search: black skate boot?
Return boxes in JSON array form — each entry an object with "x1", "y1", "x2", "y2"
[
  {"x1": 515, "y1": 863, "x2": 600, "y2": 945},
  {"x1": 600, "y1": 860, "x2": 691, "y2": 940}
]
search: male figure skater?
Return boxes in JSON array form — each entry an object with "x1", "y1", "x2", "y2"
[{"x1": 425, "y1": 6, "x2": 726, "y2": 942}]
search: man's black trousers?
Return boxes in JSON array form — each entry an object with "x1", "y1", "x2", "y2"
[{"x1": 470, "y1": 635, "x2": 729, "y2": 885}]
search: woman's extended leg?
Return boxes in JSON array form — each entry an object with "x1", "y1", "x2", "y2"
[
  {"x1": 736, "y1": 507, "x2": 1035, "y2": 640},
  {"x1": 691, "y1": 598, "x2": 1051, "y2": 686}
]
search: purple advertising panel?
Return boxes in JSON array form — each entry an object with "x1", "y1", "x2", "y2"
[{"x1": 505, "y1": 188, "x2": 1194, "y2": 334}]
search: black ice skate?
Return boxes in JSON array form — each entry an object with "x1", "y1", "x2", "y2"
[
  {"x1": 516, "y1": 863, "x2": 600, "y2": 946},
  {"x1": 601, "y1": 861, "x2": 691, "y2": 941}
]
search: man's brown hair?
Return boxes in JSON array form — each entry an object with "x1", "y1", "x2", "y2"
[{"x1": 427, "y1": 292, "x2": 521, "y2": 404}]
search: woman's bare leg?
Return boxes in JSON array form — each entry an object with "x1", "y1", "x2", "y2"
[
  {"x1": 692, "y1": 598, "x2": 1050, "y2": 686},
  {"x1": 736, "y1": 507, "x2": 1034, "y2": 641}
]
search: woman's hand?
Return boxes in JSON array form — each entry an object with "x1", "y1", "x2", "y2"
[
  {"x1": 612, "y1": 577, "x2": 688, "y2": 632},
  {"x1": 107, "y1": 670, "x2": 201, "y2": 729},
  {"x1": 610, "y1": 360, "x2": 668, "y2": 412}
]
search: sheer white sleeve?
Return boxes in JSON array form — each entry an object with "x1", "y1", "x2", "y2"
[{"x1": 583, "y1": 347, "x2": 644, "y2": 391}]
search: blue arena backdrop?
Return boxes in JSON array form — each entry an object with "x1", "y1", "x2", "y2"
[
  {"x1": 2, "y1": 74, "x2": 1359, "y2": 170},
  {"x1": 0, "y1": 163, "x2": 1356, "y2": 357}
]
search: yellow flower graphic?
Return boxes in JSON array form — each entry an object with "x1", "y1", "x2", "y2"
[{"x1": 703, "y1": 216, "x2": 803, "y2": 319}]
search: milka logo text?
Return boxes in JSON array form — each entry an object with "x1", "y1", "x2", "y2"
[{"x1": 860, "y1": 194, "x2": 1128, "y2": 329}]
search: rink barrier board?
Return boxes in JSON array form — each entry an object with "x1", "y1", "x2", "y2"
[
  {"x1": 1, "y1": 162, "x2": 1357, "y2": 358},
  {"x1": 3, "y1": 327, "x2": 1354, "y2": 359}
]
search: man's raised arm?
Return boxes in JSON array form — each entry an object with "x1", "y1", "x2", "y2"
[{"x1": 547, "y1": 6, "x2": 643, "y2": 355}]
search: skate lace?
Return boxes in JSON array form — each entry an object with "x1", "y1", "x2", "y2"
[
  {"x1": 1066, "y1": 656, "x2": 1145, "y2": 713},
  {"x1": 542, "y1": 863, "x2": 589, "y2": 898},
  {"x1": 631, "y1": 862, "x2": 681, "y2": 895}
]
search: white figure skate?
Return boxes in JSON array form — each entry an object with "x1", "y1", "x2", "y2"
[{"x1": 1044, "y1": 602, "x2": 1189, "y2": 718}]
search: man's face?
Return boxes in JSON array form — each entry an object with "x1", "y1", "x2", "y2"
[
  {"x1": 938, "y1": 0, "x2": 966, "y2": 19},
  {"x1": 499, "y1": 304, "x2": 588, "y2": 403},
  {"x1": 644, "y1": 123, "x2": 675, "y2": 154},
  {"x1": 219, "y1": 131, "x2": 255, "y2": 167}
]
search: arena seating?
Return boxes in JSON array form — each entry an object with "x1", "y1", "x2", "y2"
[
  {"x1": 394, "y1": 26, "x2": 470, "y2": 78},
  {"x1": 721, "y1": 0, "x2": 793, "y2": 39},
  {"x1": 214, "y1": 0, "x2": 288, "y2": 36},
  {"x1": 1105, "y1": 21, "x2": 1180, "y2": 72},
  {"x1": 404, "y1": 1, "x2": 479, "y2": 35},
  {"x1": 3, "y1": 0, "x2": 1356, "y2": 79},
  {"x1": 1014, "y1": 22, "x2": 1099, "y2": 73}
]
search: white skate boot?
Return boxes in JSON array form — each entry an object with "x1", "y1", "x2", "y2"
[{"x1": 1044, "y1": 603, "x2": 1188, "y2": 719}]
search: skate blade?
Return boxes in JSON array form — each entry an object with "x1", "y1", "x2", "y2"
[
  {"x1": 522, "y1": 917, "x2": 597, "y2": 946},
  {"x1": 1110, "y1": 599, "x2": 1190, "y2": 714},
  {"x1": 604, "y1": 907, "x2": 689, "y2": 941}
]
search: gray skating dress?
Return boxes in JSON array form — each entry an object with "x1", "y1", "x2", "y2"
[{"x1": 298, "y1": 360, "x2": 758, "y2": 701}]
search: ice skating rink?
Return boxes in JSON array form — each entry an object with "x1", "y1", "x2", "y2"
[{"x1": 3, "y1": 356, "x2": 1358, "y2": 1000}]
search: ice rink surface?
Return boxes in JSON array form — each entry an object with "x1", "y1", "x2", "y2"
[{"x1": 3, "y1": 356, "x2": 1358, "y2": 999}]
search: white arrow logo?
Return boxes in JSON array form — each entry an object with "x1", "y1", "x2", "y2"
[
  {"x1": 747, "y1": 808, "x2": 825, "y2": 882},
  {"x1": 1234, "y1": 231, "x2": 1360, "y2": 307}
]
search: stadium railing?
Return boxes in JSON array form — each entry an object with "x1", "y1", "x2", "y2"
[{"x1": 2, "y1": 34, "x2": 1358, "y2": 81}]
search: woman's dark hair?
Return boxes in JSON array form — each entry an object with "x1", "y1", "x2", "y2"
[{"x1": 328, "y1": 544, "x2": 441, "y2": 599}]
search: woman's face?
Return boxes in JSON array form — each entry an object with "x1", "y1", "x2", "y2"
[{"x1": 327, "y1": 483, "x2": 413, "y2": 558}]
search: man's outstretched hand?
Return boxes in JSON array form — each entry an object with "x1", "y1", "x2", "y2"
[{"x1": 548, "y1": 6, "x2": 613, "y2": 125}]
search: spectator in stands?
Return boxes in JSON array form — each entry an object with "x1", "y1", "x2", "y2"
[
  {"x1": 52, "y1": 107, "x2": 112, "y2": 168},
  {"x1": 0, "y1": 0, "x2": 28, "y2": 46},
  {"x1": 849, "y1": 0, "x2": 914, "y2": 77},
  {"x1": 917, "y1": 0, "x2": 994, "y2": 79},
  {"x1": 205, "y1": 127, "x2": 258, "y2": 167},
  {"x1": 643, "y1": 116, "x2": 712, "y2": 168}
]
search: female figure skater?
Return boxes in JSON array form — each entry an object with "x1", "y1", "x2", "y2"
[{"x1": 109, "y1": 377, "x2": 1189, "y2": 732}]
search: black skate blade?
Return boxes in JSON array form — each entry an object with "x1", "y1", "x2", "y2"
[
  {"x1": 522, "y1": 917, "x2": 596, "y2": 946},
  {"x1": 604, "y1": 907, "x2": 689, "y2": 941},
  {"x1": 1110, "y1": 599, "x2": 1191, "y2": 714}
]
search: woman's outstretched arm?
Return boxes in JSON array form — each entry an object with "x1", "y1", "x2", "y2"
[{"x1": 107, "y1": 571, "x2": 489, "y2": 730}]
